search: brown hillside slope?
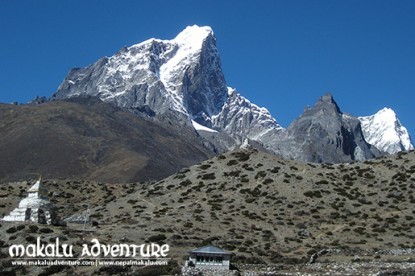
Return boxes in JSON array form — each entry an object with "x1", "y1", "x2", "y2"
[
  {"x1": 0, "y1": 149, "x2": 414, "y2": 274},
  {"x1": 108, "y1": 149, "x2": 414, "y2": 262},
  {"x1": 0, "y1": 99, "x2": 212, "y2": 183}
]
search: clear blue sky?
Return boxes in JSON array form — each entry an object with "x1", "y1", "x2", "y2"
[{"x1": 0, "y1": 0, "x2": 414, "y2": 137}]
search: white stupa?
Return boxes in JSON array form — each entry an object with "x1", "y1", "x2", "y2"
[{"x1": 3, "y1": 178, "x2": 57, "y2": 225}]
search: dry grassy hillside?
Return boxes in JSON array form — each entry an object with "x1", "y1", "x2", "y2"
[
  {"x1": 0, "y1": 149, "x2": 414, "y2": 274},
  {"x1": 107, "y1": 149, "x2": 414, "y2": 262}
]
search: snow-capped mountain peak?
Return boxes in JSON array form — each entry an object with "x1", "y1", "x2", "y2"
[
  {"x1": 359, "y1": 107, "x2": 414, "y2": 154},
  {"x1": 51, "y1": 25, "x2": 412, "y2": 161},
  {"x1": 173, "y1": 25, "x2": 214, "y2": 49},
  {"x1": 52, "y1": 25, "x2": 281, "y2": 152},
  {"x1": 158, "y1": 25, "x2": 222, "y2": 118}
]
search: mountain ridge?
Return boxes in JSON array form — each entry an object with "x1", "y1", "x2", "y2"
[
  {"x1": 50, "y1": 25, "x2": 413, "y2": 162},
  {"x1": 273, "y1": 93, "x2": 381, "y2": 163}
]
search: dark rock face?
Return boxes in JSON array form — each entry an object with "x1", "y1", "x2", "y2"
[
  {"x1": 181, "y1": 33, "x2": 228, "y2": 126},
  {"x1": 276, "y1": 94, "x2": 381, "y2": 163}
]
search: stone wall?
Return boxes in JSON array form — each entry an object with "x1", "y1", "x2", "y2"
[
  {"x1": 181, "y1": 266, "x2": 239, "y2": 276},
  {"x1": 234, "y1": 264, "x2": 284, "y2": 275}
]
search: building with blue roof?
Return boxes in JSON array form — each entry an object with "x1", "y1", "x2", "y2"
[{"x1": 187, "y1": 245, "x2": 231, "y2": 270}]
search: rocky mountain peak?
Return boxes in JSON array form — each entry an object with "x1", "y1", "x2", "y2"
[
  {"x1": 49, "y1": 26, "x2": 412, "y2": 163},
  {"x1": 320, "y1": 93, "x2": 335, "y2": 103},
  {"x1": 313, "y1": 93, "x2": 342, "y2": 115},
  {"x1": 52, "y1": 25, "x2": 227, "y2": 124},
  {"x1": 51, "y1": 25, "x2": 282, "y2": 153},
  {"x1": 279, "y1": 94, "x2": 380, "y2": 163}
]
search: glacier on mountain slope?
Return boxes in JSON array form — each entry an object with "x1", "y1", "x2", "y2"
[
  {"x1": 359, "y1": 108, "x2": 414, "y2": 154},
  {"x1": 191, "y1": 120, "x2": 217, "y2": 133}
]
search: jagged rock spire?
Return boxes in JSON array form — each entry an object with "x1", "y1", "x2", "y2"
[{"x1": 278, "y1": 94, "x2": 380, "y2": 163}]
